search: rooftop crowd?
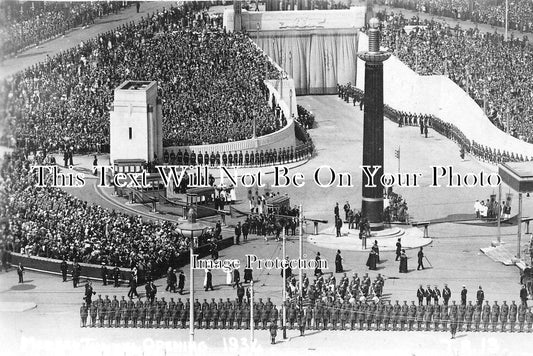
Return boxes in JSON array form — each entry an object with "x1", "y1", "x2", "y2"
[
  {"x1": 0, "y1": 4, "x2": 282, "y2": 154},
  {"x1": 378, "y1": 11, "x2": 533, "y2": 142},
  {"x1": 379, "y1": 0, "x2": 533, "y2": 33},
  {"x1": 0, "y1": 1, "x2": 131, "y2": 58}
]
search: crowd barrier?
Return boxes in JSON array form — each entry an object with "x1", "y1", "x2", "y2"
[{"x1": 7, "y1": 237, "x2": 234, "y2": 285}]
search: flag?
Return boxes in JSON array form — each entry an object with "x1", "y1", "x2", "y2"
[{"x1": 394, "y1": 147, "x2": 400, "y2": 159}]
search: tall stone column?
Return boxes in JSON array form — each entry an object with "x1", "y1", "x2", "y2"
[{"x1": 357, "y1": 18, "x2": 391, "y2": 231}]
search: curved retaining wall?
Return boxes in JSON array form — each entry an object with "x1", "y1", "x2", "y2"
[{"x1": 164, "y1": 79, "x2": 298, "y2": 157}]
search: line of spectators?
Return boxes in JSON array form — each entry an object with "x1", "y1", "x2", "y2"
[
  {"x1": 379, "y1": 0, "x2": 533, "y2": 33},
  {"x1": 0, "y1": 1, "x2": 131, "y2": 58},
  {"x1": 1, "y1": 4, "x2": 282, "y2": 155}
]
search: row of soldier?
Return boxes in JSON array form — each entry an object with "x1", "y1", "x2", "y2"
[
  {"x1": 162, "y1": 147, "x2": 300, "y2": 167},
  {"x1": 338, "y1": 82, "x2": 528, "y2": 164},
  {"x1": 80, "y1": 295, "x2": 533, "y2": 333}
]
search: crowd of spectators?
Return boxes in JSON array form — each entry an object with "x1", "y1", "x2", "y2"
[
  {"x1": 0, "y1": 150, "x2": 217, "y2": 278},
  {"x1": 296, "y1": 105, "x2": 316, "y2": 130},
  {"x1": 0, "y1": 4, "x2": 282, "y2": 155},
  {"x1": 379, "y1": 0, "x2": 533, "y2": 33},
  {"x1": 378, "y1": 12, "x2": 533, "y2": 143},
  {"x1": 0, "y1": 1, "x2": 132, "y2": 58}
]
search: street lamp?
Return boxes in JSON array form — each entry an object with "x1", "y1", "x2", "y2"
[{"x1": 176, "y1": 207, "x2": 207, "y2": 343}]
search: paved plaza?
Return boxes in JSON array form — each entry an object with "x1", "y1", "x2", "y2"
[{"x1": 1, "y1": 3, "x2": 533, "y2": 356}]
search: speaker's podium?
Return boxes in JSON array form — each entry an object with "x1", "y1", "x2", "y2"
[{"x1": 109, "y1": 80, "x2": 163, "y2": 170}]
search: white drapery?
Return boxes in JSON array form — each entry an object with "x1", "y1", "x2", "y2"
[{"x1": 255, "y1": 29, "x2": 358, "y2": 95}]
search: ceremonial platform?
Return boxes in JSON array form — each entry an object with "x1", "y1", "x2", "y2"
[{"x1": 307, "y1": 224, "x2": 431, "y2": 252}]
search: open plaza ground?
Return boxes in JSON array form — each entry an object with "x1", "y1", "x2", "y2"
[{"x1": 1, "y1": 2, "x2": 533, "y2": 356}]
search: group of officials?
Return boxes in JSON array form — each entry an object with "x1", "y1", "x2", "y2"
[{"x1": 79, "y1": 295, "x2": 533, "y2": 333}]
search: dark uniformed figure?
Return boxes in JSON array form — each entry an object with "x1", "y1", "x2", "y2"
[
  {"x1": 60, "y1": 259, "x2": 68, "y2": 282},
  {"x1": 212, "y1": 305, "x2": 220, "y2": 329},
  {"x1": 374, "y1": 301, "x2": 383, "y2": 331},
  {"x1": 139, "y1": 301, "x2": 147, "y2": 328},
  {"x1": 80, "y1": 302, "x2": 88, "y2": 327},
  {"x1": 500, "y1": 300, "x2": 509, "y2": 332},
  {"x1": 115, "y1": 299, "x2": 123, "y2": 327},
  {"x1": 416, "y1": 303, "x2": 425, "y2": 331},
  {"x1": 417, "y1": 285, "x2": 426, "y2": 306},
  {"x1": 305, "y1": 305, "x2": 313, "y2": 331},
  {"x1": 101, "y1": 263, "x2": 108, "y2": 286},
  {"x1": 450, "y1": 301, "x2": 459, "y2": 333},
  {"x1": 442, "y1": 284, "x2": 452, "y2": 306},
  {"x1": 457, "y1": 301, "x2": 466, "y2": 332},
  {"x1": 228, "y1": 303, "x2": 235, "y2": 329},
  {"x1": 408, "y1": 301, "x2": 417, "y2": 331},
  {"x1": 424, "y1": 303, "x2": 433, "y2": 331},
  {"x1": 235, "y1": 305, "x2": 244, "y2": 329},
  {"x1": 172, "y1": 306, "x2": 179, "y2": 329},
  {"x1": 357, "y1": 303, "x2": 365, "y2": 330},
  {"x1": 107, "y1": 300, "x2": 115, "y2": 328},
  {"x1": 271, "y1": 305, "x2": 279, "y2": 327},
  {"x1": 366, "y1": 302, "x2": 375, "y2": 331},
  {"x1": 433, "y1": 302, "x2": 441, "y2": 331},
  {"x1": 269, "y1": 322, "x2": 278, "y2": 344},
  {"x1": 98, "y1": 302, "x2": 107, "y2": 328},
  {"x1": 465, "y1": 301, "x2": 474, "y2": 331},
  {"x1": 400, "y1": 301, "x2": 409, "y2": 331},
  {"x1": 298, "y1": 308, "x2": 306, "y2": 336},
  {"x1": 113, "y1": 265, "x2": 120, "y2": 287},
  {"x1": 441, "y1": 304, "x2": 449, "y2": 332},
  {"x1": 526, "y1": 307, "x2": 533, "y2": 332},
  {"x1": 482, "y1": 301, "x2": 491, "y2": 332},
  {"x1": 392, "y1": 300, "x2": 400, "y2": 331},
  {"x1": 491, "y1": 301, "x2": 500, "y2": 332},
  {"x1": 460, "y1": 286, "x2": 468, "y2": 306},
  {"x1": 383, "y1": 301, "x2": 392, "y2": 331},
  {"x1": 72, "y1": 262, "x2": 80, "y2": 288},
  {"x1": 180, "y1": 304, "x2": 188, "y2": 329},
  {"x1": 89, "y1": 302, "x2": 98, "y2": 327},
  {"x1": 131, "y1": 301, "x2": 139, "y2": 328},
  {"x1": 509, "y1": 301, "x2": 518, "y2": 332},
  {"x1": 450, "y1": 305, "x2": 458, "y2": 339},
  {"x1": 473, "y1": 303, "x2": 482, "y2": 332},
  {"x1": 289, "y1": 304, "x2": 297, "y2": 329},
  {"x1": 518, "y1": 302, "x2": 527, "y2": 332}
]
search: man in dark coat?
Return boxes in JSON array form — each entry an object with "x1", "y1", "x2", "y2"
[
  {"x1": 233, "y1": 269, "x2": 240, "y2": 288},
  {"x1": 236, "y1": 283, "x2": 245, "y2": 304},
  {"x1": 395, "y1": 239, "x2": 402, "y2": 261},
  {"x1": 366, "y1": 250, "x2": 377, "y2": 270},
  {"x1": 205, "y1": 269, "x2": 214, "y2": 291},
  {"x1": 335, "y1": 250, "x2": 343, "y2": 273},
  {"x1": 178, "y1": 271, "x2": 185, "y2": 294},
  {"x1": 101, "y1": 263, "x2": 108, "y2": 286},
  {"x1": 113, "y1": 265, "x2": 120, "y2": 287},
  {"x1": 417, "y1": 247, "x2": 425, "y2": 270},
  {"x1": 399, "y1": 250, "x2": 408, "y2": 273},
  {"x1": 60, "y1": 259, "x2": 68, "y2": 282},
  {"x1": 269, "y1": 322, "x2": 278, "y2": 344}
]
